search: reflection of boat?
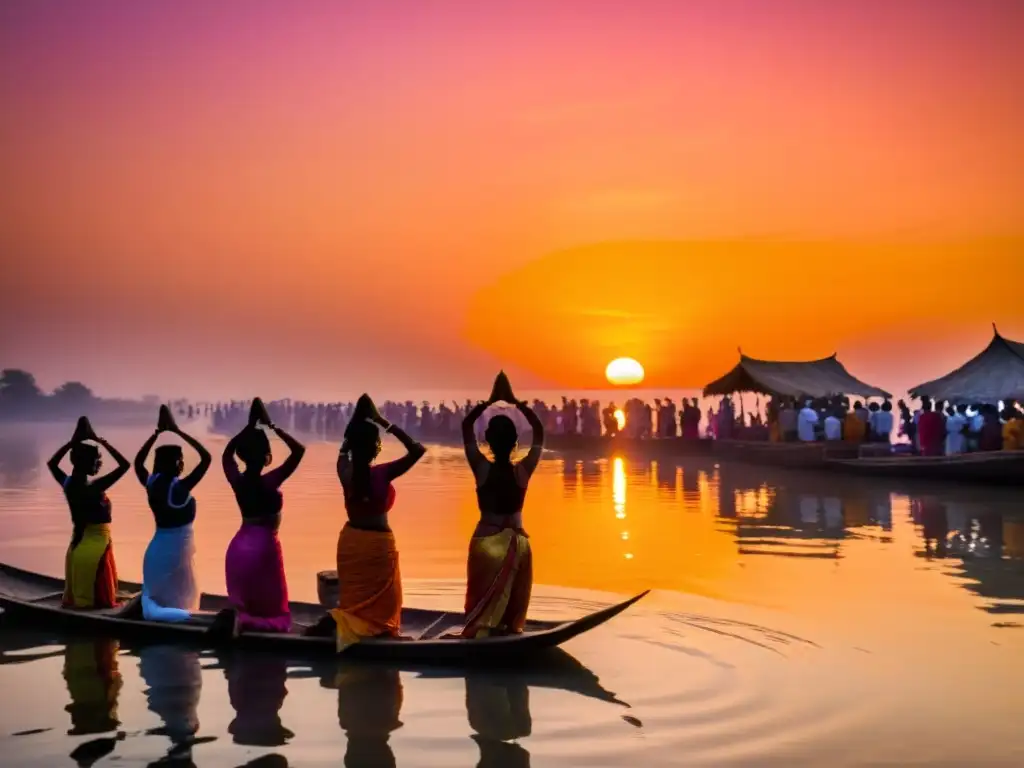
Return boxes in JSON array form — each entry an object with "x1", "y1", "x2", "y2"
[
  {"x1": 316, "y1": 648, "x2": 626, "y2": 768},
  {"x1": 0, "y1": 563, "x2": 649, "y2": 663},
  {"x1": 714, "y1": 439, "x2": 1024, "y2": 486},
  {"x1": 0, "y1": 625, "x2": 65, "y2": 666}
]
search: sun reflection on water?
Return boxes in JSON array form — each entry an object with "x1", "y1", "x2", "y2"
[{"x1": 612, "y1": 456, "x2": 626, "y2": 520}]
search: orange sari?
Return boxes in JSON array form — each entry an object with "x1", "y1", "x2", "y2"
[
  {"x1": 330, "y1": 524, "x2": 402, "y2": 651},
  {"x1": 461, "y1": 529, "x2": 533, "y2": 638}
]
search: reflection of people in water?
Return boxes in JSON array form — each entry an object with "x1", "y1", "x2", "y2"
[
  {"x1": 321, "y1": 664, "x2": 404, "y2": 768},
  {"x1": 466, "y1": 674, "x2": 532, "y2": 768},
  {"x1": 137, "y1": 645, "x2": 203, "y2": 757},
  {"x1": 63, "y1": 639, "x2": 123, "y2": 735},
  {"x1": 919, "y1": 497, "x2": 949, "y2": 557},
  {"x1": 220, "y1": 651, "x2": 294, "y2": 747}
]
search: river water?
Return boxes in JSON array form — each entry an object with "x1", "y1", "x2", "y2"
[{"x1": 0, "y1": 424, "x2": 1022, "y2": 767}]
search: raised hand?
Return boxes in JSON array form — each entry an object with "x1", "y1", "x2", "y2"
[
  {"x1": 71, "y1": 416, "x2": 98, "y2": 443},
  {"x1": 488, "y1": 370, "x2": 516, "y2": 405}
]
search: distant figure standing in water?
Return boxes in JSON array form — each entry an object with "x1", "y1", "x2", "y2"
[
  {"x1": 47, "y1": 418, "x2": 131, "y2": 609},
  {"x1": 133, "y1": 407, "x2": 211, "y2": 622},
  {"x1": 329, "y1": 394, "x2": 426, "y2": 650},
  {"x1": 217, "y1": 399, "x2": 305, "y2": 635},
  {"x1": 459, "y1": 373, "x2": 544, "y2": 638}
]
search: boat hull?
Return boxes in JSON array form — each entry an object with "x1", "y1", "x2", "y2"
[{"x1": 0, "y1": 563, "x2": 648, "y2": 664}]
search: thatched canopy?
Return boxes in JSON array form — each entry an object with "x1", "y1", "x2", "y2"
[
  {"x1": 703, "y1": 353, "x2": 891, "y2": 399},
  {"x1": 909, "y1": 326, "x2": 1024, "y2": 405}
]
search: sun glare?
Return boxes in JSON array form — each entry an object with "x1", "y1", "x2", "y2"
[
  {"x1": 614, "y1": 408, "x2": 626, "y2": 431},
  {"x1": 605, "y1": 357, "x2": 645, "y2": 386}
]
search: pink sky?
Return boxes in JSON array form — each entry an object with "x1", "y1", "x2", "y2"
[{"x1": 1, "y1": 1, "x2": 1022, "y2": 399}]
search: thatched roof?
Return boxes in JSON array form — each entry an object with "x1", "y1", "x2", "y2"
[
  {"x1": 703, "y1": 353, "x2": 891, "y2": 399},
  {"x1": 909, "y1": 326, "x2": 1024, "y2": 405}
]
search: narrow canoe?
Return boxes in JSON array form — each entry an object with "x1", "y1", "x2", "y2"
[{"x1": 0, "y1": 563, "x2": 648, "y2": 664}]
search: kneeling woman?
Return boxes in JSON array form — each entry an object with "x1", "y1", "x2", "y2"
[
  {"x1": 329, "y1": 395, "x2": 426, "y2": 650},
  {"x1": 133, "y1": 417, "x2": 212, "y2": 622},
  {"x1": 220, "y1": 406, "x2": 305, "y2": 634},
  {"x1": 47, "y1": 420, "x2": 132, "y2": 609},
  {"x1": 459, "y1": 379, "x2": 544, "y2": 637}
]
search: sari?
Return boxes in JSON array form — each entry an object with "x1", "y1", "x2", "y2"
[
  {"x1": 63, "y1": 524, "x2": 118, "y2": 610},
  {"x1": 224, "y1": 522, "x2": 291, "y2": 633},
  {"x1": 330, "y1": 524, "x2": 402, "y2": 651},
  {"x1": 142, "y1": 524, "x2": 198, "y2": 622},
  {"x1": 461, "y1": 528, "x2": 533, "y2": 638}
]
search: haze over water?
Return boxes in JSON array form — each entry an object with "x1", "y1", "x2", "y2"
[{"x1": 1, "y1": 424, "x2": 1023, "y2": 766}]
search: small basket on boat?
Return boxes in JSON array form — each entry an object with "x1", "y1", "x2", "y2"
[{"x1": 316, "y1": 570, "x2": 339, "y2": 610}]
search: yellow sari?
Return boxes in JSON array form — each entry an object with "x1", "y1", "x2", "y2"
[{"x1": 461, "y1": 528, "x2": 533, "y2": 639}]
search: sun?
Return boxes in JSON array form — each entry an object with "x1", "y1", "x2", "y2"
[{"x1": 605, "y1": 357, "x2": 645, "y2": 386}]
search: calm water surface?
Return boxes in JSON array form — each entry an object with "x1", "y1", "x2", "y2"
[{"x1": 1, "y1": 424, "x2": 1023, "y2": 767}]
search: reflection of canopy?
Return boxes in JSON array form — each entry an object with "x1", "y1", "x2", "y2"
[
  {"x1": 703, "y1": 354, "x2": 891, "y2": 398},
  {"x1": 909, "y1": 326, "x2": 1024, "y2": 404}
]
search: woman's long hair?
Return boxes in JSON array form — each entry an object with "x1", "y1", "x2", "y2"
[{"x1": 344, "y1": 420, "x2": 381, "y2": 503}]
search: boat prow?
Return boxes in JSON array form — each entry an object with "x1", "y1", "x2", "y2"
[{"x1": 0, "y1": 563, "x2": 649, "y2": 664}]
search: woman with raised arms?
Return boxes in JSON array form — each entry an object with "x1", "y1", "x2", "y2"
[
  {"x1": 214, "y1": 399, "x2": 305, "y2": 636},
  {"x1": 458, "y1": 372, "x2": 544, "y2": 638},
  {"x1": 133, "y1": 406, "x2": 212, "y2": 622},
  {"x1": 324, "y1": 394, "x2": 426, "y2": 649},
  {"x1": 47, "y1": 417, "x2": 132, "y2": 609}
]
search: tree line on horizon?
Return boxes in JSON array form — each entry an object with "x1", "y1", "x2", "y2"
[{"x1": 0, "y1": 368, "x2": 157, "y2": 422}]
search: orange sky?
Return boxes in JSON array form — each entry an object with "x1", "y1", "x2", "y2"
[{"x1": 1, "y1": 1, "x2": 1022, "y2": 399}]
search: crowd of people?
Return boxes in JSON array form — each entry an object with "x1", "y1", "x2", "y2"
[
  {"x1": 743, "y1": 394, "x2": 1024, "y2": 455},
  {"x1": 194, "y1": 391, "x2": 1024, "y2": 457},
  {"x1": 203, "y1": 396, "x2": 708, "y2": 442},
  {"x1": 46, "y1": 374, "x2": 545, "y2": 651}
]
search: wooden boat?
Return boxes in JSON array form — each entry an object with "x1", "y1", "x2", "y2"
[
  {"x1": 826, "y1": 450, "x2": 1024, "y2": 486},
  {"x1": 711, "y1": 439, "x2": 860, "y2": 469},
  {"x1": 0, "y1": 563, "x2": 648, "y2": 663}
]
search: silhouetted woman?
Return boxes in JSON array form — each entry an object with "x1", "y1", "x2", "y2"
[
  {"x1": 47, "y1": 418, "x2": 131, "y2": 609},
  {"x1": 133, "y1": 407, "x2": 212, "y2": 622},
  {"x1": 459, "y1": 373, "x2": 544, "y2": 638},
  {"x1": 327, "y1": 394, "x2": 426, "y2": 650},
  {"x1": 218, "y1": 399, "x2": 305, "y2": 635}
]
